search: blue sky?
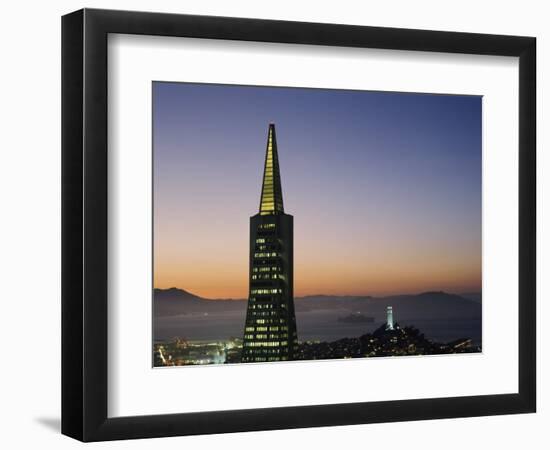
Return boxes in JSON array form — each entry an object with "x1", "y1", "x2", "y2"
[{"x1": 153, "y1": 82, "x2": 481, "y2": 297}]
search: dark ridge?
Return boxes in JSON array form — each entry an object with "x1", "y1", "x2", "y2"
[{"x1": 154, "y1": 288, "x2": 481, "y2": 320}]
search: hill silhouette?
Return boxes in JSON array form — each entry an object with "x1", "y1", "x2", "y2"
[{"x1": 154, "y1": 287, "x2": 481, "y2": 321}]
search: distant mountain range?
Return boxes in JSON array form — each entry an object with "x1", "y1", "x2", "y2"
[{"x1": 154, "y1": 287, "x2": 481, "y2": 321}]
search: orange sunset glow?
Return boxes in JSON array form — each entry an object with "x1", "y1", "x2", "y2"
[{"x1": 153, "y1": 83, "x2": 481, "y2": 300}]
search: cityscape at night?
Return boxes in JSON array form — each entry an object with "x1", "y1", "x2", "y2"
[
  {"x1": 154, "y1": 305, "x2": 480, "y2": 367},
  {"x1": 153, "y1": 82, "x2": 482, "y2": 366}
]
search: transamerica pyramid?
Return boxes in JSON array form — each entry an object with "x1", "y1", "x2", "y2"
[{"x1": 241, "y1": 124, "x2": 298, "y2": 363}]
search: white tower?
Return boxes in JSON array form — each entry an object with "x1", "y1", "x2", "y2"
[{"x1": 386, "y1": 306, "x2": 394, "y2": 330}]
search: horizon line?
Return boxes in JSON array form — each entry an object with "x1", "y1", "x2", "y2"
[{"x1": 153, "y1": 286, "x2": 482, "y2": 301}]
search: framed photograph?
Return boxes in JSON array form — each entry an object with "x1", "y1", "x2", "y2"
[{"x1": 62, "y1": 8, "x2": 536, "y2": 442}]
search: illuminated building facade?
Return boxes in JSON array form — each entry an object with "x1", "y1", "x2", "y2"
[
  {"x1": 386, "y1": 306, "x2": 394, "y2": 330},
  {"x1": 241, "y1": 123, "x2": 298, "y2": 363}
]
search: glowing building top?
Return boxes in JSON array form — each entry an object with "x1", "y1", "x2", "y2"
[{"x1": 259, "y1": 123, "x2": 285, "y2": 215}]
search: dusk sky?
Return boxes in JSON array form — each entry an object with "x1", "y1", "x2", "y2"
[{"x1": 153, "y1": 82, "x2": 481, "y2": 298}]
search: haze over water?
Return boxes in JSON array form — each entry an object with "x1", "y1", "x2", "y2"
[{"x1": 155, "y1": 310, "x2": 482, "y2": 347}]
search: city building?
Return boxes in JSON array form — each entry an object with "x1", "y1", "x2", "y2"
[
  {"x1": 386, "y1": 306, "x2": 394, "y2": 330},
  {"x1": 241, "y1": 124, "x2": 298, "y2": 363}
]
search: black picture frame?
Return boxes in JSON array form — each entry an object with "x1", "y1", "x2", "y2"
[{"x1": 62, "y1": 8, "x2": 536, "y2": 442}]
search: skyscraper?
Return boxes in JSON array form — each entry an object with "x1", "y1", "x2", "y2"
[{"x1": 241, "y1": 124, "x2": 298, "y2": 363}]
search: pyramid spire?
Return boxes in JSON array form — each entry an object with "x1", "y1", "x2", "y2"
[{"x1": 259, "y1": 123, "x2": 284, "y2": 215}]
